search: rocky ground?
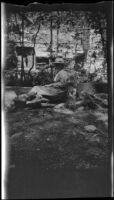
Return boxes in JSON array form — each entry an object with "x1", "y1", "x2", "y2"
[
  {"x1": 4, "y1": 86, "x2": 110, "y2": 198},
  {"x1": 7, "y1": 106, "x2": 108, "y2": 169}
]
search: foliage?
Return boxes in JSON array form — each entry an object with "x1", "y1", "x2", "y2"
[
  {"x1": 85, "y1": 11, "x2": 107, "y2": 57},
  {"x1": 5, "y1": 9, "x2": 107, "y2": 86},
  {"x1": 4, "y1": 70, "x2": 18, "y2": 86},
  {"x1": 5, "y1": 41, "x2": 18, "y2": 69},
  {"x1": 32, "y1": 70, "x2": 53, "y2": 86}
]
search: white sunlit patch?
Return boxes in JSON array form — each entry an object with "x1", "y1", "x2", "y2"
[{"x1": 1, "y1": 3, "x2": 8, "y2": 199}]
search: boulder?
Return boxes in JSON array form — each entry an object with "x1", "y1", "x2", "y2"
[
  {"x1": 41, "y1": 103, "x2": 55, "y2": 108},
  {"x1": 75, "y1": 100, "x2": 84, "y2": 107},
  {"x1": 77, "y1": 82, "x2": 108, "y2": 99},
  {"x1": 95, "y1": 93, "x2": 108, "y2": 100},
  {"x1": 78, "y1": 92, "x2": 108, "y2": 110},
  {"x1": 84, "y1": 125, "x2": 97, "y2": 132},
  {"x1": 26, "y1": 98, "x2": 41, "y2": 108},
  {"x1": 76, "y1": 106, "x2": 84, "y2": 111},
  {"x1": 54, "y1": 103, "x2": 65, "y2": 109},
  {"x1": 13, "y1": 82, "x2": 67, "y2": 109},
  {"x1": 27, "y1": 85, "x2": 67, "y2": 103},
  {"x1": 4, "y1": 90, "x2": 17, "y2": 111},
  {"x1": 14, "y1": 94, "x2": 28, "y2": 108},
  {"x1": 54, "y1": 103, "x2": 74, "y2": 115},
  {"x1": 94, "y1": 112, "x2": 108, "y2": 122}
]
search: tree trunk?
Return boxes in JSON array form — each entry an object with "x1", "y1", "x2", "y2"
[
  {"x1": 75, "y1": 41, "x2": 78, "y2": 67},
  {"x1": 28, "y1": 47, "x2": 35, "y2": 80},
  {"x1": 28, "y1": 23, "x2": 40, "y2": 79},
  {"x1": 56, "y1": 14, "x2": 60, "y2": 55},
  {"x1": 21, "y1": 14, "x2": 25, "y2": 84},
  {"x1": 50, "y1": 13, "x2": 53, "y2": 80},
  {"x1": 57, "y1": 26, "x2": 59, "y2": 54},
  {"x1": 57, "y1": 11, "x2": 61, "y2": 56}
]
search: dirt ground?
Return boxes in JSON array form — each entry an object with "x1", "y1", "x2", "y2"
[{"x1": 4, "y1": 87, "x2": 111, "y2": 198}]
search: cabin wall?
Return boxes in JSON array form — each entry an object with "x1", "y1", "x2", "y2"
[{"x1": 17, "y1": 55, "x2": 34, "y2": 70}]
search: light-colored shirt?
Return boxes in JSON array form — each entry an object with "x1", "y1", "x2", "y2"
[{"x1": 90, "y1": 62, "x2": 96, "y2": 74}]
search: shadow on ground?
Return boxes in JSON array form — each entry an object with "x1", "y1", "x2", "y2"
[{"x1": 5, "y1": 87, "x2": 110, "y2": 198}]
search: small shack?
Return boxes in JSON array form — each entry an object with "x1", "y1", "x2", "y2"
[{"x1": 16, "y1": 44, "x2": 35, "y2": 71}]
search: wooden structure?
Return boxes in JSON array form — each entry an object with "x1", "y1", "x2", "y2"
[{"x1": 16, "y1": 44, "x2": 36, "y2": 71}]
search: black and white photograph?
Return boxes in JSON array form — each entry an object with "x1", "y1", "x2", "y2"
[{"x1": 1, "y1": 2, "x2": 113, "y2": 199}]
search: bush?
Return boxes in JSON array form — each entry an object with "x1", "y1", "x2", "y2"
[
  {"x1": 32, "y1": 70, "x2": 53, "y2": 86},
  {"x1": 5, "y1": 41, "x2": 18, "y2": 70}
]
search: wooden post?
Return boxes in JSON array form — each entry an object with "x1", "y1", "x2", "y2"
[{"x1": 33, "y1": 50, "x2": 36, "y2": 70}]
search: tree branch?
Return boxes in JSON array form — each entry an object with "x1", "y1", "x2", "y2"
[{"x1": 28, "y1": 13, "x2": 41, "y2": 78}]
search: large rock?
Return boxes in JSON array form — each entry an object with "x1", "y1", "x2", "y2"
[
  {"x1": 76, "y1": 106, "x2": 84, "y2": 111},
  {"x1": 84, "y1": 125, "x2": 97, "y2": 132},
  {"x1": 14, "y1": 94, "x2": 28, "y2": 108},
  {"x1": 28, "y1": 85, "x2": 67, "y2": 103},
  {"x1": 94, "y1": 112, "x2": 108, "y2": 123},
  {"x1": 13, "y1": 82, "x2": 67, "y2": 109},
  {"x1": 54, "y1": 103, "x2": 65, "y2": 109},
  {"x1": 26, "y1": 98, "x2": 41, "y2": 108},
  {"x1": 95, "y1": 93, "x2": 108, "y2": 100},
  {"x1": 77, "y1": 82, "x2": 108, "y2": 99},
  {"x1": 54, "y1": 103, "x2": 74, "y2": 114},
  {"x1": 4, "y1": 90, "x2": 17, "y2": 111}
]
